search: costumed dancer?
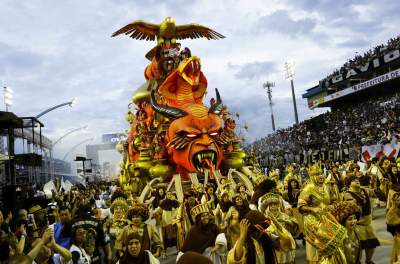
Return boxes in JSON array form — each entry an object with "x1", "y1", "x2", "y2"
[
  {"x1": 250, "y1": 175, "x2": 277, "y2": 211},
  {"x1": 72, "y1": 203, "x2": 111, "y2": 264},
  {"x1": 344, "y1": 176, "x2": 380, "y2": 264},
  {"x1": 326, "y1": 175, "x2": 341, "y2": 203},
  {"x1": 298, "y1": 164, "x2": 332, "y2": 264},
  {"x1": 103, "y1": 189, "x2": 129, "y2": 261},
  {"x1": 303, "y1": 208, "x2": 348, "y2": 263},
  {"x1": 69, "y1": 226, "x2": 91, "y2": 264},
  {"x1": 201, "y1": 183, "x2": 219, "y2": 208},
  {"x1": 260, "y1": 193, "x2": 297, "y2": 264},
  {"x1": 214, "y1": 192, "x2": 233, "y2": 228},
  {"x1": 236, "y1": 183, "x2": 251, "y2": 202},
  {"x1": 115, "y1": 203, "x2": 163, "y2": 258},
  {"x1": 153, "y1": 191, "x2": 180, "y2": 256},
  {"x1": 269, "y1": 170, "x2": 284, "y2": 194},
  {"x1": 117, "y1": 232, "x2": 160, "y2": 264},
  {"x1": 178, "y1": 201, "x2": 227, "y2": 264},
  {"x1": 283, "y1": 178, "x2": 301, "y2": 209},
  {"x1": 283, "y1": 164, "x2": 300, "y2": 188},
  {"x1": 326, "y1": 201, "x2": 362, "y2": 264},
  {"x1": 283, "y1": 178, "x2": 304, "y2": 242},
  {"x1": 222, "y1": 194, "x2": 250, "y2": 249},
  {"x1": 175, "y1": 188, "x2": 200, "y2": 250},
  {"x1": 227, "y1": 210, "x2": 293, "y2": 264},
  {"x1": 192, "y1": 183, "x2": 204, "y2": 204},
  {"x1": 217, "y1": 178, "x2": 235, "y2": 198},
  {"x1": 152, "y1": 186, "x2": 167, "y2": 210},
  {"x1": 328, "y1": 164, "x2": 344, "y2": 191}
]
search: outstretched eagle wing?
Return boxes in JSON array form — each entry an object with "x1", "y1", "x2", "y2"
[
  {"x1": 111, "y1": 20, "x2": 159, "y2": 41},
  {"x1": 175, "y1": 23, "x2": 225, "y2": 40}
]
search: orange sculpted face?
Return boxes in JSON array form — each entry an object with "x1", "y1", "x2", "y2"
[{"x1": 167, "y1": 113, "x2": 223, "y2": 173}]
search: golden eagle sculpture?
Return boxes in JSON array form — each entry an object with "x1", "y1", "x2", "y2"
[{"x1": 112, "y1": 17, "x2": 225, "y2": 46}]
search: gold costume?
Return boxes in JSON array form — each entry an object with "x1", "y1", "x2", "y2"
[
  {"x1": 223, "y1": 206, "x2": 241, "y2": 249},
  {"x1": 298, "y1": 165, "x2": 331, "y2": 263},
  {"x1": 303, "y1": 212, "x2": 347, "y2": 264},
  {"x1": 104, "y1": 193, "x2": 130, "y2": 262},
  {"x1": 261, "y1": 193, "x2": 297, "y2": 264}
]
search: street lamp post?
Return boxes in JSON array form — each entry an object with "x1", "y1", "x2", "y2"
[
  {"x1": 35, "y1": 98, "x2": 77, "y2": 119},
  {"x1": 52, "y1": 125, "x2": 88, "y2": 147},
  {"x1": 263, "y1": 82, "x2": 276, "y2": 131},
  {"x1": 62, "y1": 137, "x2": 93, "y2": 183},
  {"x1": 3, "y1": 87, "x2": 13, "y2": 112},
  {"x1": 62, "y1": 138, "x2": 94, "y2": 161},
  {"x1": 284, "y1": 62, "x2": 299, "y2": 125},
  {"x1": 50, "y1": 125, "x2": 88, "y2": 181},
  {"x1": 32, "y1": 98, "x2": 77, "y2": 181}
]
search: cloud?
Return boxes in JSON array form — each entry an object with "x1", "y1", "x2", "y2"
[
  {"x1": 330, "y1": 18, "x2": 384, "y2": 36},
  {"x1": 228, "y1": 61, "x2": 277, "y2": 80},
  {"x1": 226, "y1": 92, "x2": 317, "y2": 142},
  {"x1": 288, "y1": 0, "x2": 400, "y2": 37},
  {"x1": 255, "y1": 10, "x2": 317, "y2": 37},
  {"x1": 336, "y1": 38, "x2": 369, "y2": 49},
  {"x1": 288, "y1": 0, "x2": 357, "y2": 19},
  {"x1": 0, "y1": 42, "x2": 45, "y2": 74}
]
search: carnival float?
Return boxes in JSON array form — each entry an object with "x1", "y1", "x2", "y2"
[{"x1": 112, "y1": 17, "x2": 261, "y2": 201}]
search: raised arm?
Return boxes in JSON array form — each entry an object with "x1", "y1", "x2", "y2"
[
  {"x1": 16, "y1": 224, "x2": 27, "y2": 254},
  {"x1": 234, "y1": 219, "x2": 249, "y2": 261},
  {"x1": 28, "y1": 228, "x2": 53, "y2": 260},
  {"x1": 50, "y1": 237, "x2": 72, "y2": 263}
]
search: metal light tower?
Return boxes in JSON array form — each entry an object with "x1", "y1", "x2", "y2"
[
  {"x1": 284, "y1": 61, "x2": 299, "y2": 125},
  {"x1": 263, "y1": 82, "x2": 276, "y2": 131},
  {"x1": 3, "y1": 87, "x2": 13, "y2": 112}
]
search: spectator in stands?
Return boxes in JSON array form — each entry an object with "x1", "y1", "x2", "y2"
[
  {"x1": 321, "y1": 34, "x2": 400, "y2": 93},
  {"x1": 249, "y1": 93, "x2": 400, "y2": 163}
]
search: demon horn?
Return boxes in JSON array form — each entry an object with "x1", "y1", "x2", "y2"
[
  {"x1": 150, "y1": 90, "x2": 187, "y2": 119},
  {"x1": 209, "y1": 88, "x2": 223, "y2": 114}
]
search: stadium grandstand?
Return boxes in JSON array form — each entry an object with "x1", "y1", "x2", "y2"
[
  {"x1": 304, "y1": 34, "x2": 400, "y2": 110},
  {"x1": 249, "y1": 34, "x2": 400, "y2": 168}
]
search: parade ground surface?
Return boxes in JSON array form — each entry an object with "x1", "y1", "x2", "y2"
[{"x1": 160, "y1": 207, "x2": 393, "y2": 264}]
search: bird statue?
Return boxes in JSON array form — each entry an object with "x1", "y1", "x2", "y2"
[{"x1": 111, "y1": 16, "x2": 225, "y2": 46}]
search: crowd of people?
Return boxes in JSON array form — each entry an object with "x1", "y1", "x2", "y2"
[
  {"x1": 251, "y1": 93, "x2": 400, "y2": 159},
  {"x1": 323, "y1": 34, "x2": 400, "y2": 86},
  {"x1": 0, "y1": 154, "x2": 399, "y2": 264}
]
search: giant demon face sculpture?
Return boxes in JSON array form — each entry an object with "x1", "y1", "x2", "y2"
[{"x1": 151, "y1": 89, "x2": 225, "y2": 174}]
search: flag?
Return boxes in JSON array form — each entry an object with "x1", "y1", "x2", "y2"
[
  {"x1": 383, "y1": 141, "x2": 400, "y2": 158},
  {"x1": 361, "y1": 144, "x2": 383, "y2": 162},
  {"x1": 361, "y1": 142, "x2": 400, "y2": 161}
]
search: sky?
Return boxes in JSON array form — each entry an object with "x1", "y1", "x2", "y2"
[{"x1": 1, "y1": 0, "x2": 400, "y2": 164}]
